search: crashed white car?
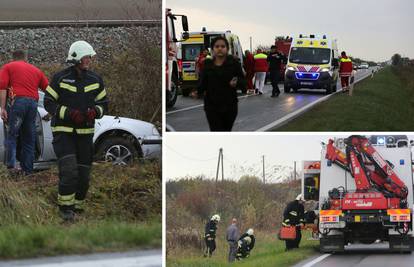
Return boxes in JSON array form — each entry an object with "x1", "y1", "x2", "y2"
[{"x1": 0, "y1": 92, "x2": 161, "y2": 168}]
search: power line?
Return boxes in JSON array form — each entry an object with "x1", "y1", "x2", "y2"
[{"x1": 165, "y1": 144, "x2": 217, "y2": 162}]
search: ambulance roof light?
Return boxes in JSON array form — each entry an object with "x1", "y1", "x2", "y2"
[
  {"x1": 323, "y1": 35, "x2": 327, "y2": 39},
  {"x1": 202, "y1": 27, "x2": 206, "y2": 32},
  {"x1": 310, "y1": 34, "x2": 315, "y2": 38},
  {"x1": 299, "y1": 34, "x2": 303, "y2": 38}
]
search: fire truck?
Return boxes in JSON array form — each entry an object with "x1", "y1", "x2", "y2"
[
  {"x1": 274, "y1": 36, "x2": 292, "y2": 80},
  {"x1": 165, "y1": 9, "x2": 189, "y2": 108},
  {"x1": 302, "y1": 135, "x2": 413, "y2": 253}
]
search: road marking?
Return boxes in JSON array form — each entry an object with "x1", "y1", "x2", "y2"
[
  {"x1": 301, "y1": 253, "x2": 331, "y2": 267},
  {"x1": 5, "y1": 254, "x2": 162, "y2": 267},
  {"x1": 256, "y1": 72, "x2": 372, "y2": 131}
]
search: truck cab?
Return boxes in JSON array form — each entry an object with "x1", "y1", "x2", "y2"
[{"x1": 284, "y1": 34, "x2": 339, "y2": 94}]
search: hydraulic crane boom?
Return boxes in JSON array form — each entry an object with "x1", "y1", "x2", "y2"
[{"x1": 325, "y1": 135, "x2": 408, "y2": 199}]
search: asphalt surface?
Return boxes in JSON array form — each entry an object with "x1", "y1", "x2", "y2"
[
  {"x1": 166, "y1": 68, "x2": 376, "y2": 132},
  {"x1": 293, "y1": 243, "x2": 414, "y2": 267},
  {"x1": 0, "y1": 250, "x2": 161, "y2": 267}
]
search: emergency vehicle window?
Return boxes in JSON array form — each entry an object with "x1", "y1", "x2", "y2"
[
  {"x1": 304, "y1": 174, "x2": 319, "y2": 201},
  {"x1": 182, "y1": 44, "x2": 203, "y2": 61},
  {"x1": 290, "y1": 47, "x2": 330, "y2": 65}
]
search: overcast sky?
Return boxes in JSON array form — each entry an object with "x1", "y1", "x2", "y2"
[
  {"x1": 165, "y1": 133, "x2": 414, "y2": 181},
  {"x1": 168, "y1": 0, "x2": 414, "y2": 62}
]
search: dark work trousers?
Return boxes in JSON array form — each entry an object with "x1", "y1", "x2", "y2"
[
  {"x1": 205, "y1": 107, "x2": 238, "y2": 131},
  {"x1": 52, "y1": 132, "x2": 93, "y2": 208},
  {"x1": 270, "y1": 70, "x2": 281, "y2": 96},
  {"x1": 228, "y1": 241, "x2": 238, "y2": 262},
  {"x1": 285, "y1": 227, "x2": 302, "y2": 250},
  {"x1": 205, "y1": 237, "x2": 216, "y2": 256}
]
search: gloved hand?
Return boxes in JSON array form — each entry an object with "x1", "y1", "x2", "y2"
[
  {"x1": 69, "y1": 109, "x2": 85, "y2": 125},
  {"x1": 85, "y1": 107, "x2": 97, "y2": 123}
]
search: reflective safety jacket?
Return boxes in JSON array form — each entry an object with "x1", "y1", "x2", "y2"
[
  {"x1": 204, "y1": 220, "x2": 217, "y2": 239},
  {"x1": 339, "y1": 56, "x2": 353, "y2": 77},
  {"x1": 253, "y1": 53, "x2": 269, "y2": 73},
  {"x1": 282, "y1": 200, "x2": 305, "y2": 226},
  {"x1": 44, "y1": 66, "x2": 108, "y2": 135}
]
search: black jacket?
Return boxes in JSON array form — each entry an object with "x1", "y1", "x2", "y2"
[
  {"x1": 239, "y1": 233, "x2": 255, "y2": 250},
  {"x1": 198, "y1": 55, "x2": 246, "y2": 112},
  {"x1": 205, "y1": 220, "x2": 217, "y2": 239},
  {"x1": 267, "y1": 52, "x2": 287, "y2": 72},
  {"x1": 44, "y1": 66, "x2": 108, "y2": 135},
  {"x1": 283, "y1": 200, "x2": 305, "y2": 226}
]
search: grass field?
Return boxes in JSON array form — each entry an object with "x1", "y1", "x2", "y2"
[
  {"x1": 0, "y1": 161, "x2": 161, "y2": 259},
  {"x1": 167, "y1": 231, "x2": 318, "y2": 267},
  {"x1": 275, "y1": 66, "x2": 414, "y2": 131}
]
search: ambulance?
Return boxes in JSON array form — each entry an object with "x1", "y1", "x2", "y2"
[
  {"x1": 180, "y1": 29, "x2": 244, "y2": 96},
  {"x1": 284, "y1": 34, "x2": 339, "y2": 94}
]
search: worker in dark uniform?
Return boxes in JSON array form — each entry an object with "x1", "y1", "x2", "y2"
[
  {"x1": 282, "y1": 194, "x2": 305, "y2": 251},
  {"x1": 267, "y1": 45, "x2": 287, "y2": 97},
  {"x1": 236, "y1": 228, "x2": 255, "y2": 260},
  {"x1": 44, "y1": 40, "x2": 108, "y2": 221},
  {"x1": 204, "y1": 214, "x2": 220, "y2": 257}
]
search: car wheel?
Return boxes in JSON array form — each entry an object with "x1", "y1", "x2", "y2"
[
  {"x1": 284, "y1": 84, "x2": 291, "y2": 93},
  {"x1": 96, "y1": 136, "x2": 140, "y2": 165}
]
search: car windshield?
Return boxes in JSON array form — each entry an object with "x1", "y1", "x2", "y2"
[
  {"x1": 289, "y1": 47, "x2": 331, "y2": 65},
  {"x1": 182, "y1": 44, "x2": 203, "y2": 61}
]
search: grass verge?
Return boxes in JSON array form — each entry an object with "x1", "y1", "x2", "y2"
[
  {"x1": 275, "y1": 66, "x2": 414, "y2": 131},
  {"x1": 0, "y1": 161, "x2": 161, "y2": 259},
  {"x1": 167, "y1": 231, "x2": 318, "y2": 267}
]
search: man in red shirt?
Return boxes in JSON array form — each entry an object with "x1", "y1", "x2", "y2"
[
  {"x1": 0, "y1": 50, "x2": 48, "y2": 174},
  {"x1": 244, "y1": 50, "x2": 255, "y2": 92},
  {"x1": 339, "y1": 51, "x2": 353, "y2": 94}
]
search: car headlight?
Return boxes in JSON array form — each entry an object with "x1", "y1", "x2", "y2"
[
  {"x1": 152, "y1": 126, "x2": 160, "y2": 136},
  {"x1": 320, "y1": 68, "x2": 330, "y2": 72},
  {"x1": 287, "y1": 66, "x2": 295, "y2": 71}
]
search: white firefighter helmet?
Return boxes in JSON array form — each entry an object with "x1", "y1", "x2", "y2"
[
  {"x1": 296, "y1": 194, "x2": 304, "y2": 201},
  {"x1": 243, "y1": 236, "x2": 252, "y2": 244},
  {"x1": 67, "y1": 40, "x2": 96, "y2": 63},
  {"x1": 211, "y1": 214, "x2": 221, "y2": 222},
  {"x1": 247, "y1": 228, "x2": 254, "y2": 236}
]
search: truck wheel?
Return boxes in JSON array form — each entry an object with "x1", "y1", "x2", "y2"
[
  {"x1": 95, "y1": 136, "x2": 140, "y2": 166},
  {"x1": 167, "y1": 80, "x2": 178, "y2": 108},
  {"x1": 325, "y1": 86, "x2": 332, "y2": 95}
]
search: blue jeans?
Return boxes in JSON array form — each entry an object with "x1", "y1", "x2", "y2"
[{"x1": 5, "y1": 97, "x2": 38, "y2": 173}]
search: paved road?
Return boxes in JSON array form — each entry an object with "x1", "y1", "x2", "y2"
[
  {"x1": 0, "y1": 250, "x2": 161, "y2": 267},
  {"x1": 293, "y1": 243, "x2": 413, "y2": 267},
  {"x1": 166, "y1": 68, "x2": 376, "y2": 132}
]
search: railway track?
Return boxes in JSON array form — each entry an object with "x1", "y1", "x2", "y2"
[{"x1": 0, "y1": 19, "x2": 161, "y2": 29}]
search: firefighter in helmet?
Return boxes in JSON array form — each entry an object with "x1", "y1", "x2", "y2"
[
  {"x1": 282, "y1": 194, "x2": 305, "y2": 250},
  {"x1": 44, "y1": 40, "x2": 108, "y2": 221},
  {"x1": 204, "y1": 214, "x2": 220, "y2": 257},
  {"x1": 236, "y1": 228, "x2": 256, "y2": 260}
]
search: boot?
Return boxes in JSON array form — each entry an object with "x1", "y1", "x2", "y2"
[{"x1": 59, "y1": 205, "x2": 75, "y2": 222}]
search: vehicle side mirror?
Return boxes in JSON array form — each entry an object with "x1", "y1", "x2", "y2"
[
  {"x1": 332, "y1": 58, "x2": 339, "y2": 68},
  {"x1": 182, "y1": 32, "x2": 189, "y2": 40},
  {"x1": 182, "y1": 16, "x2": 189, "y2": 32}
]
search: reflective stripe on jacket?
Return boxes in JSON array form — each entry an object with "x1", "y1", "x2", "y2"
[{"x1": 44, "y1": 66, "x2": 108, "y2": 135}]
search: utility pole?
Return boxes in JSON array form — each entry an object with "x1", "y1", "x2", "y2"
[
  {"x1": 262, "y1": 155, "x2": 265, "y2": 184},
  {"x1": 216, "y1": 148, "x2": 224, "y2": 182},
  {"x1": 250, "y1": 36, "x2": 252, "y2": 52},
  {"x1": 294, "y1": 161, "x2": 297, "y2": 180}
]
